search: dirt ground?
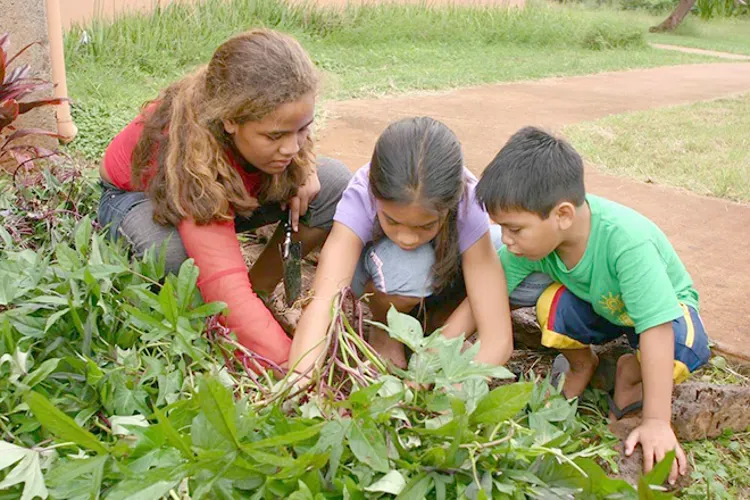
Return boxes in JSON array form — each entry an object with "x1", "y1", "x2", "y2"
[{"x1": 314, "y1": 62, "x2": 750, "y2": 363}]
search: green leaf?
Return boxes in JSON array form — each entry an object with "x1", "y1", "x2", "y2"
[
  {"x1": 45, "y1": 455, "x2": 108, "y2": 487},
  {"x1": 105, "y1": 468, "x2": 186, "y2": 500},
  {"x1": 396, "y1": 473, "x2": 433, "y2": 500},
  {"x1": 186, "y1": 301, "x2": 227, "y2": 319},
  {"x1": 274, "y1": 452, "x2": 330, "y2": 481},
  {"x1": 386, "y1": 305, "x2": 424, "y2": 351},
  {"x1": 176, "y1": 259, "x2": 199, "y2": 312},
  {"x1": 367, "y1": 306, "x2": 424, "y2": 352},
  {"x1": 197, "y1": 376, "x2": 240, "y2": 448},
  {"x1": 575, "y1": 458, "x2": 634, "y2": 496},
  {"x1": 123, "y1": 304, "x2": 168, "y2": 331},
  {"x1": 154, "y1": 406, "x2": 195, "y2": 461},
  {"x1": 19, "y1": 358, "x2": 59, "y2": 389},
  {"x1": 0, "y1": 273, "x2": 19, "y2": 305},
  {"x1": 470, "y1": 382, "x2": 533, "y2": 425},
  {"x1": 643, "y1": 450, "x2": 675, "y2": 486},
  {"x1": 347, "y1": 417, "x2": 389, "y2": 473},
  {"x1": 74, "y1": 216, "x2": 92, "y2": 255},
  {"x1": 112, "y1": 383, "x2": 149, "y2": 415},
  {"x1": 110, "y1": 414, "x2": 149, "y2": 435},
  {"x1": 314, "y1": 418, "x2": 350, "y2": 483},
  {"x1": 0, "y1": 443, "x2": 48, "y2": 500},
  {"x1": 44, "y1": 308, "x2": 70, "y2": 333},
  {"x1": 29, "y1": 295, "x2": 69, "y2": 306},
  {"x1": 243, "y1": 422, "x2": 325, "y2": 450},
  {"x1": 365, "y1": 470, "x2": 406, "y2": 495},
  {"x1": 0, "y1": 441, "x2": 28, "y2": 471},
  {"x1": 638, "y1": 474, "x2": 673, "y2": 499},
  {"x1": 288, "y1": 480, "x2": 315, "y2": 500},
  {"x1": 158, "y1": 280, "x2": 178, "y2": 326},
  {"x1": 250, "y1": 450, "x2": 297, "y2": 468},
  {"x1": 25, "y1": 391, "x2": 109, "y2": 455},
  {"x1": 0, "y1": 224, "x2": 12, "y2": 247}
]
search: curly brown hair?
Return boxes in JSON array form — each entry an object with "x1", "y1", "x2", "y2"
[{"x1": 131, "y1": 29, "x2": 318, "y2": 226}]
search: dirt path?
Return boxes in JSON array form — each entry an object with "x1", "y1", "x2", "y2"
[{"x1": 316, "y1": 62, "x2": 750, "y2": 362}]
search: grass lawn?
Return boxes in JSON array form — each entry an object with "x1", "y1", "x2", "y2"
[
  {"x1": 564, "y1": 92, "x2": 750, "y2": 203},
  {"x1": 577, "y1": 7, "x2": 750, "y2": 55},
  {"x1": 647, "y1": 16, "x2": 750, "y2": 56},
  {"x1": 63, "y1": 0, "x2": 712, "y2": 160}
]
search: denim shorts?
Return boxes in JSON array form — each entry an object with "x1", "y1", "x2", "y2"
[
  {"x1": 97, "y1": 157, "x2": 351, "y2": 274},
  {"x1": 351, "y1": 225, "x2": 553, "y2": 307}
]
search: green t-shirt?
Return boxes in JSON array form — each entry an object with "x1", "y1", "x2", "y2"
[{"x1": 500, "y1": 195, "x2": 699, "y2": 334}]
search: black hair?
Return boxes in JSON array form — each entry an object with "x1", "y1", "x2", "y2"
[
  {"x1": 476, "y1": 126, "x2": 585, "y2": 218},
  {"x1": 370, "y1": 116, "x2": 465, "y2": 291}
]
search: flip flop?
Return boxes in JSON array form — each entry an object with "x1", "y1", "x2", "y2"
[
  {"x1": 550, "y1": 354, "x2": 572, "y2": 399},
  {"x1": 607, "y1": 393, "x2": 643, "y2": 420}
]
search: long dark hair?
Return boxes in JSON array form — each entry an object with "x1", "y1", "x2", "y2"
[{"x1": 369, "y1": 117, "x2": 465, "y2": 291}]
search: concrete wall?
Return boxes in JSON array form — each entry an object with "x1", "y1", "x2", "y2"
[
  {"x1": 61, "y1": 0, "x2": 524, "y2": 29},
  {"x1": 61, "y1": 0, "x2": 194, "y2": 29},
  {"x1": 0, "y1": 0, "x2": 57, "y2": 151}
]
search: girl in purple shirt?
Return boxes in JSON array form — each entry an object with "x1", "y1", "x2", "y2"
[{"x1": 290, "y1": 117, "x2": 514, "y2": 372}]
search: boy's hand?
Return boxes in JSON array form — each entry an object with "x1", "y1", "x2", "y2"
[{"x1": 625, "y1": 417, "x2": 687, "y2": 485}]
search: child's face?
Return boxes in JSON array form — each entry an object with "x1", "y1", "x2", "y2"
[
  {"x1": 376, "y1": 200, "x2": 443, "y2": 251},
  {"x1": 222, "y1": 92, "x2": 315, "y2": 175},
  {"x1": 490, "y1": 208, "x2": 562, "y2": 261}
]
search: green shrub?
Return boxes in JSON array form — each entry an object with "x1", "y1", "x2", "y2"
[{"x1": 582, "y1": 23, "x2": 646, "y2": 50}]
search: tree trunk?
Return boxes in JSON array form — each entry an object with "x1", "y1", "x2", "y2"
[{"x1": 649, "y1": 0, "x2": 697, "y2": 32}]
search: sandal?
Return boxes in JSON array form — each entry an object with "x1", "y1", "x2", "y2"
[
  {"x1": 550, "y1": 353, "x2": 619, "y2": 400},
  {"x1": 550, "y1": 354, "x2": 572, "y2": 398},
  {"x1": 607, "y1": 393, "x2": 643, "y2": 420}
]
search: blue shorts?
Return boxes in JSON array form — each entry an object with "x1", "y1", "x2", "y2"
[
  {"x1": 537, "y1": 284, "x2": 711, "y2": 383},
  {"x1": 351, "y1": 225, "x2": 553, "y2": 307}
]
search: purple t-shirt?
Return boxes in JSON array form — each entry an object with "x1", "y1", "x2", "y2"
[{"x1": 333, "y1": 164, "x2": 490, "y2": 253}]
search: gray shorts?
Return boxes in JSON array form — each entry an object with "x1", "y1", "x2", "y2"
[
  {"x1": 97, "y1": 157, "x2": 351, "y2": 274},
  {"x1": 351, "y1": 225, "x2": 553, "y2": 307}
]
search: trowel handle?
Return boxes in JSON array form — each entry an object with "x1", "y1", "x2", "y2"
[{"x1": 281, "y1": 209, "x2": 293, "y2": 258}]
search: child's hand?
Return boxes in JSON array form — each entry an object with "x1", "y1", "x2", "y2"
[{"x1": 624, "y1": 418, "x2": 688, "y2": 485}]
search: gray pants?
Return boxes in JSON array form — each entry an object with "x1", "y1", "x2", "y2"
[{"x1": 97, "y1": 157, "x2": 352, "y2": 274}]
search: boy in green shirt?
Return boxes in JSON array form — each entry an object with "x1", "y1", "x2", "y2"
[{"x1": 475, "y1": 127, "x2": 710, "y2": 485}]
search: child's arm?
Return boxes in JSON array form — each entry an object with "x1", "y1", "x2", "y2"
[
  {"x1": 624, "y1": 322, "x2": 688, "y2": 485},
  {"x1": 289, "y1": 222, "x2": 363, "y2": 376},
  {"x1": 615, "y1": 241, "x2": 690, "y2": 484},
  {"x1": 444, "y1": 231, "x2": 514, "y2": 365}
]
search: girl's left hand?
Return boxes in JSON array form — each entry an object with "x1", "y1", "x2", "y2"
[{"x1": 286, "y1": 171, "x2": 321, "y2": 231}]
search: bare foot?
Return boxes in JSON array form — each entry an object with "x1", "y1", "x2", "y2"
[
  {"x1": 610, "y1": 353, "x2": 643, "y2": 421},
  {"x1": 368, "y1": 331, "x2": 407, "y2": 369},
  {"x1": 562, "y1": 351, "x2": 600, "y2": 399}
]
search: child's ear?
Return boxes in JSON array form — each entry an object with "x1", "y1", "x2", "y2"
[
  {"x1": 555, "y1": 202, "x2": 577, "y2": 230},
  {"x1": 222, "y1": 119, "x2": 238, "y2": 135}
]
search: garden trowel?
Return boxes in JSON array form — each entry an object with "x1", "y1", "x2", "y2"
[{"x1": 280, "y1": 209, "x2": 302, "y2": 307}]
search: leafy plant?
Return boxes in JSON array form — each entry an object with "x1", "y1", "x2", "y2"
[
  {"x1": 0, "y1": 32, "x2": 65, "y2": 170},
  {"x1": 694, "y1": 0, "x2": 749, "y2": 19},
  {"x1": 0, "y1": 167, "x2": 679, "y2": 497}
]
